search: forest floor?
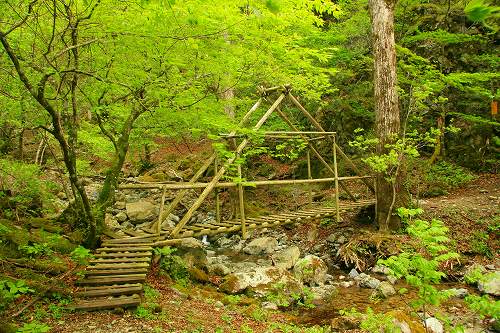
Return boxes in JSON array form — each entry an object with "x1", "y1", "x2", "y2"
[{"x1": 9, "y1": 173, "x2": 495, "y2": 333}]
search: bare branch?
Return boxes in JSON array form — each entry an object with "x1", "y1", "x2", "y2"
[
  {"x1": 50, "y1": 38, "x2": 100, "y2": 60},
  {"x1": 94, "y1": 111, "x2": 117, "y2": 150},
  {"x1": 3, "y1": 0, "x2": 39, "y2": 36}
]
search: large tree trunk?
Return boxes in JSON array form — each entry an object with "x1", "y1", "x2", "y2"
[{"x1": 369, "y1": 0, "x2": 403, "y2": 231}]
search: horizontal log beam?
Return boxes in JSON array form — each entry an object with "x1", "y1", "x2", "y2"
[{"x1": 119, "y1": 175, "x2": 374, "y2": 190}]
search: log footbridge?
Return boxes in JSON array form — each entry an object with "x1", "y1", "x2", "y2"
[{"x1": 72, "y1": 85, "x2": 376, "y2": 311}]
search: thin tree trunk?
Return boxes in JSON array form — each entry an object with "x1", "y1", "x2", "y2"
[{"x1": 369, "y1": 0, "x2": 403, "y2": 231}]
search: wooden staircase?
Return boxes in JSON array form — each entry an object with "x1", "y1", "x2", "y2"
[{"x1": 71, "y1": 241, "x2": 154, "y2": 311}]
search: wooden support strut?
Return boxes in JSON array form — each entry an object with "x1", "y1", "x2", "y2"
[
  {"x1": 170, "y1": 93, "x2": 287, "y2": 237},
  {"x1": 214, "y1": 157, "x2": 221, "y2": 224},
  {"x1": 152, "y1": 98, "x2": 264, "y2": 231},
  {"x1": 288, "y1": 94, "x2": 375, "y2": 193},
  {"x1": 333, "y1": 134, "x2": 341, "y2": 222},
  {"x1": 307, "y1": 149, "x2": 312, "y2": 205},
  {"x1": 274, "y1": 107, "x2": 357, "y2": 201},
  {"x1": 237, "y1": 158, "x2": 247, "y2": 239},
  {"x1": 157, "y1": 185, "x2": 167, "y2": 235}
]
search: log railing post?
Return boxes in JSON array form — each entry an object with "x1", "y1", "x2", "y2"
[
  {"x1": 237, "y1": 157, "x2": 247, "y2": 239},
  {"x1": 214, "y1": 157, "x2": 221, "y2": 224},
  {"x1": 333, "y1": 134, "x2": 340, "y2": 222},
  {"x1": 307, "y1": 150, "x2": 312, "y2": 206},
  {"x1": 157, "y1": 185, "x2": 167, "y2": 236}
]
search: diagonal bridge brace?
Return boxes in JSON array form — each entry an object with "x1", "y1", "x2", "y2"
[{"x1": 170, "y1": 91, "x2": 287, "y2": 237}]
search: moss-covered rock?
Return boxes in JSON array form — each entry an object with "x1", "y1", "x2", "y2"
[{"x1": 478, "y1": 271, "x2": 500, "y2": 296}]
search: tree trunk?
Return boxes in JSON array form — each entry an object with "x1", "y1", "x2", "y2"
[
  {"x1": 369, "y1": 0, "x2": 403, "y2": 231},
  {"x1": 96, "y1": 110, "x2": 140, "y2": 228}
]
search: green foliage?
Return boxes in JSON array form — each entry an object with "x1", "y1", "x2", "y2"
[
  {"x1": 267, "y1": 322, "x2": 331, "y2": 333},
  {"x1": 402, "y1": 30, "x2": 485, "y2": 45},
  {"x1": 70, "y1": 246, "x2": 94, "y2": 265},
  {"x1": 320, "y1": 217, "x2": 335, "y2": 227},
  {"x1": 464, "y1": 0, "x2": 500, "y2": 24},
  {"x1": 421, "y1": 161, "x2": 475, "y2": 197},
  {"x1": 0, "y1": 159, "x2": 56, "y2": 218},
  {"x1": 268, "y1": 139, "x2": 307, "y2": 162},
  {"x1": 339, "y1": 307, "x2": 399, "y2": 333},
  {"x1": 251, "y1": 307, "x2": 268, "y2": 321},
  {"x1": 0, "y1": 279, "x2": 34, "y2": 311},
  {"x1": 223, "y1": 294, "x2": 242, "y2": 305},
  {"x1": 134, "y1": 304, "x2": 155, "y2": 320},
  {"x1": 379, "y1": 208, "x2": 459, "y2": 312},
  {"x1": 153, "y1": 246, "x2": 176, "y2": 257},
  {"x1": 159, "y1": 247, "x2": 189, "y2": 286},
  {"x1": 144, "y1": 285, "x2": 161, "y2": 301},
  {"x1": 470, "y1": 231, "x2": 492, "y2": 258},
  {"x1": 464, "y1": 267, "x2": 484, "y2": 285},
  {"x1": 265, "y1": 282, "x2": 315, "y2": 309},
  {"x1": 16, "y1": 322, "x2": 51, "y2": 333},
  {"x1": 18, "y1": 243, "x2": 53, "y2": 258},
  {"x1": 465, "y1": 295, "x2": 500, "y2": 320}
]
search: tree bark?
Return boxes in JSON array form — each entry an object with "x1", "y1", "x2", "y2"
[{"x1": 369, "y1": 0, "x2": 403, "y2": 231}]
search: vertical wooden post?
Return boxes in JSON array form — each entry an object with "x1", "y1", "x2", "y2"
[
  {"x1": 214, "y1": 157, "x2": 221, "y2": 224},
  {"x1": 237, "y1": 158, "x2": 247, "y2": 239},
  {"x1": 157, "y1": 185, "x2": 167, "y2": 236},
  {"x1": 307, "y1": 150, "x2": 312, "y2": 205},
  {"x1": 333, "y1": 134, "x2": 340, "y2": 222}
]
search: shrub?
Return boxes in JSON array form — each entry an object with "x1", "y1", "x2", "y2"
[
  {"x1": 378, "y1": 208, "x2": 459, "y2": 317},
  {"x1": 18, "y1": 242, "x2": 53, "y2": 258},
  {"x1": 158, "y1": 247, "x2": 189, "y2": 286},
  {"x1": 413, "y1": 160, "x2": 476, "y2": 197},
  {"x1": 16, "y1": 322, "x2": 51, "y2": 333},
  {"x1": 70, "y1": 246, "x2": 93, "y2": 265},
  {"x1": 0, "y1": 158, "x2": 56, "y2": 218},
  {"x1": 0, "y1": 279, "x2": 34, "y2": 311},
  {"x1": 265, "y1": 282, "x2": 315, "y2": 309}
]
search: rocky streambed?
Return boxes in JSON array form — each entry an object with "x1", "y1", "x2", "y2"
[{"x1": 156, "y1": 230, "x2": 499, "y2": 333}]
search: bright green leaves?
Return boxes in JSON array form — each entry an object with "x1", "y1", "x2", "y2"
[
  {"x1": 378, "y1": 208, "x2": 460, "y2": 314},
  {"x1": 402, "y1": 29, "x2": 485, "y2": 45},
  {"x1": 265, "y1": 0, "x2": 282, "y2": 13},
  {"x1": 464, "y1": 0, "x2": 500, "y2": 24}
]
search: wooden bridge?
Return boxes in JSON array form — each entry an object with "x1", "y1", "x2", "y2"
[{"x1": 71, "y1": 85, "x2": 376, "y2": 311}]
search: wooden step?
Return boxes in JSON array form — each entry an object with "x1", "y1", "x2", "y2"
[
  {"x1": 77, "y1": 285, "x2": 143, "y2": 298},
  {"x1": 88, "y1": 262, "x2": 150, "y2": 270},
  {"x1": 122, "y1": 229, "x2": 148, "y2": 237},
  {"x1": 94, "y1": 252, "x2": 152, "y2": 258},
  {"x1": 104, "y1": 236, "x2": 159, "y2": 244},
  {"x1": 101, "y1": 241, "x2": 155, "y2": 247},
  {"x1": 72, "y1": 295, "x2": 141, "y2": 311},
  {"x1": 79, "y1": 283, "x2": 142, "y2": 291},
  {"x1": 96, "y1": 246, "x2": 153, "y2": 253},
  {"x1": 84, "y1": 268, "x2": 148, "y2": 276},
  {"x1": 76, "y1": 275, "x2": 146, "y2": 286},
  {"x1": 85, "y1": 273, "x2": 146, "y2": 280},
  {"x1": 89, "y1": 257, "x2": 150, "y2": 264}
]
